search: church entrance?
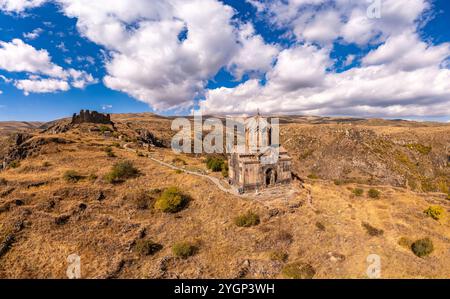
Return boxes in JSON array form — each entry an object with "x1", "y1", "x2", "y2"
[{"x1": 265, "y1": 168, "x2": 277, "y2": 187}]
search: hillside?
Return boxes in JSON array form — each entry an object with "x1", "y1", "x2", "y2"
[{"x1": 0, "y1": 114, "x2": 449, "y2": 278}]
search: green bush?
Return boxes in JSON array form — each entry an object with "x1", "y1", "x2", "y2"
[
  {"x1": 362, "y1": 222, "x2": 384, "y2": 237},
  {"x1": 206, "y1": 157, "x2": 225, "y2": 172},
  {"x1": 172, "y1": 242, "x2": 197, "y2": 259},
  {"x1": 352, "y1": 188, "x2": 364, "y2": 197},
  {"x1": 234, "y1": 211, "x2": 260, "y2": 227},
  {"x1": 104, "y1": 160, "x2": 139, "y2": 184},
  {"x1": 221, "y1": 162, "x2": 229, "y2": 178},
  {"x1": 135, "y1": 239, "x2": 163, "y2": 256},
  {"x1": 63, "y1": 170, "x2": 83, "y2": 183},
  {"x1": 424, "y1": 206, "x2": 445, "y2": 221},
  {"x1": 154, "y1": 187, "x2": 189, "y2": 213},
  {"x1": 368, "y1": 189, "x2": 381, "y2": 199},
  {"x1": 411, "y1": 238, "x2": 434, "y2": 257},
  {"x1": 282, "y1": 262, "x2": 316, "y2": 279}
]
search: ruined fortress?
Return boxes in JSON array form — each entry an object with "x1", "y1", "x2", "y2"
[{"x1": 71, "y1": 110, "x2": 113, "y2": 125}]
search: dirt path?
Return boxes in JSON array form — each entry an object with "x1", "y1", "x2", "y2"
[{"x1": 123, "y1": 145, "x2": 240, "y2": 196}]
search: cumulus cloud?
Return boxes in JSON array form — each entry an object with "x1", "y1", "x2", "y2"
[
  {"x1": 23, "y1": 28, "x2": 43, "y2": 40},
  {"x1": 0, "y1": 0, "x2": 46, "y2": 13},
  {"x1": 15, "y1": 78, "x2": 69, "y2": 95},
  {"x1": 0, "y1": 39, "x2": 96, "y2": 94},
  {"x1": 0, "y1": 39, "x2": 66, "y2": 78},
  {"x1": 54, "y1": 0, "x2": 277, "y2": 110},
  {"x1": 0, "y1": 0, "x2": 449, "y2": 118}
]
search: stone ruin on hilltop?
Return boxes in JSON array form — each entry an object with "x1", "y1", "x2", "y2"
[{"x1": 71, "y1": 110, "x2": 114, "y2": 125}]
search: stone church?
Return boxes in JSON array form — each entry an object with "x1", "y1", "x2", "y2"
[{"x1": 228, "y1": 114, "x2": 292, "y2": 193}]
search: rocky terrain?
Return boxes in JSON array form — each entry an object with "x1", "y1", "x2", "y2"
[{"x1": 0, "y1": 113, "x2": 449, "y2": 278}]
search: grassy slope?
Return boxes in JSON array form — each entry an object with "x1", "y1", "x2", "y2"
[{"x1": 0, "y1": 116, "x2": 449, "y2": 278}]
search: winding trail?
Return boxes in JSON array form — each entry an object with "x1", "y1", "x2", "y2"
[{"x1": 124, "y1": 144, "x2": 240, "y2": 196}]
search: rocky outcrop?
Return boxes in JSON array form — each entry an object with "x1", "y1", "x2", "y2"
[
  {"x1": 71, "y1": 110, "x2": 114, "y2": 125},
  {"x1": 1, "y1": 134, "x2": 71, "y2": 170},
  {"x1": 136, "y1": 129, "x2": 166, "y2": 148}
]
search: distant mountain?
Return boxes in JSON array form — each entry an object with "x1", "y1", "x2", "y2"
[{"x1": 0, "y1": 121, "x2": 43, "y2": 133}]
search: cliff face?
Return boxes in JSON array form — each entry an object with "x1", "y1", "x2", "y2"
[{"x1": 71, "y1": 110, "x2": 113, "y2": 125}]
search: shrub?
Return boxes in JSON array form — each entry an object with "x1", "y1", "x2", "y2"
[
  {"x1": 282, "y1": 262, "x2": 316, "y2": 279},
  {"x1": 99, "y1": 125, "x2": 111, "y2": 133},
  {"x1": 411, "y1": 238, "x2": 434, "y2": 257},
  {"x1": 136, "y1": 151, "x2": 146, "y2": 157},
  {"x1": 63, "y1": 170, "x2": 83, "y2": 183},
  {"x1": 172, "y1": 242, "x2": 197, "y2": 259},
  {"x1": 55, "y1": 215, "x2": 70, "y2": 225},
  {"x1": 129, "y1": 190, "x2": 152, "y2": 210},
  {"x1": 206, "y1": 157, "x2": 225, "y2": 172},
  {"x1": 362, "y1": 222, "x2": 384, "y2": 237},
  {"x1": 172, "y1": 157, "x2": 187, "y2": 166},
  {"x1": 234, "y1": 211, "x2": 260, "y2": 227},
  {"x1": 88, "y1": 174, "x2": 98, "y2": 181},
  {"x1": 352, "y1": 188, "x2": 364, "y2": 197},
  {"x1": 221, "y1": 162, "x2": 229, "y2": 178},
  {"x1": 105, "y1": 147, "x2": 116, "y2": 157},
  {"x1": 135, "y1": 239, "x2": 163, "y2": 256},
  {"x1": 42, "y1": 161, "x2": 51, "y2": 167},
  {"x1": 154, "y1": 187, "x2": 189, "y2": 213},
  {"x1": 269, "y1": 251, "x2": 288, "y2": 263},
  {"x1": 0, "y1": 178, "x2": 7, "y2": 186},
  {"x1": 315, "y1": 222, "x2": 326, "y2": 231},
  {"x1": 104, "y1": 160, "x2": 139, "y2": 184},
  {"x1": 9, "y1": 160, "x2": 20, "y2": 169},
  {"x1": 368, "y1": 189, "x2": 381, "y2": 199},
  {"x1": 175, "y1": 169, "x2": 183, "y2": 174},
  {"x1": 307, "y1": 174, "x2": 319, "y2": 180},
  {"x1": 424, "y1": 206, "x2": 445, "y2": 221},
  {"x1": 406, "y1": 143, "x2": 432, "y2": 155}
]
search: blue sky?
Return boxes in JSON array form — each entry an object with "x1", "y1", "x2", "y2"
[{"x1": 0, "y1": 0, "x2": 449, "y2": 121}]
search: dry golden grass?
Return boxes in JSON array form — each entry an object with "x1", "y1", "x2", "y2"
[{"x1": 0, "y1": 117, "x2": 449, "y2": 279}]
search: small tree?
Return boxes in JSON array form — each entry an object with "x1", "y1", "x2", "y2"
[
  {"x1": 154, "y1": 187, "x2": 189, "y2": 213},
  {"x1": 411, "y1": 238, "x2": 434, "y2": 257},
  {"x1": 104, "y1": 160, "x2": 139, "y2": 184}
]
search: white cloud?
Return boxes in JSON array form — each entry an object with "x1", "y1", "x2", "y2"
[
  {"x1": 14, "y1": 78, "x2": 70, "y2": 95},
  {"x1": 1, "y1": 0, "x2": 449, "y2": 119},
  {"x1": 23, "y1": 28, "x2": 43, "y2": 40},
  {"x1": 227, "y1": 23, "x2": 279, "y2": 79},
  {"x1": 363, "y1": 31, "x2": 450, "y2": 71},
  {"x1": 0, "y1": 39, "x2": 66, "y2": 78},
  {"x1": 54, "y1": 0, "x2": 274, "y2": 110},
  {"x1": 0, "y1": 74, "x2": 12, "y2": 83},
  {"x1": 0, "y1": 39, "x2": 96, "y2": 94},
  {"x1": 0, "y1": 0, "x2": 46, "y2": 13}
]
